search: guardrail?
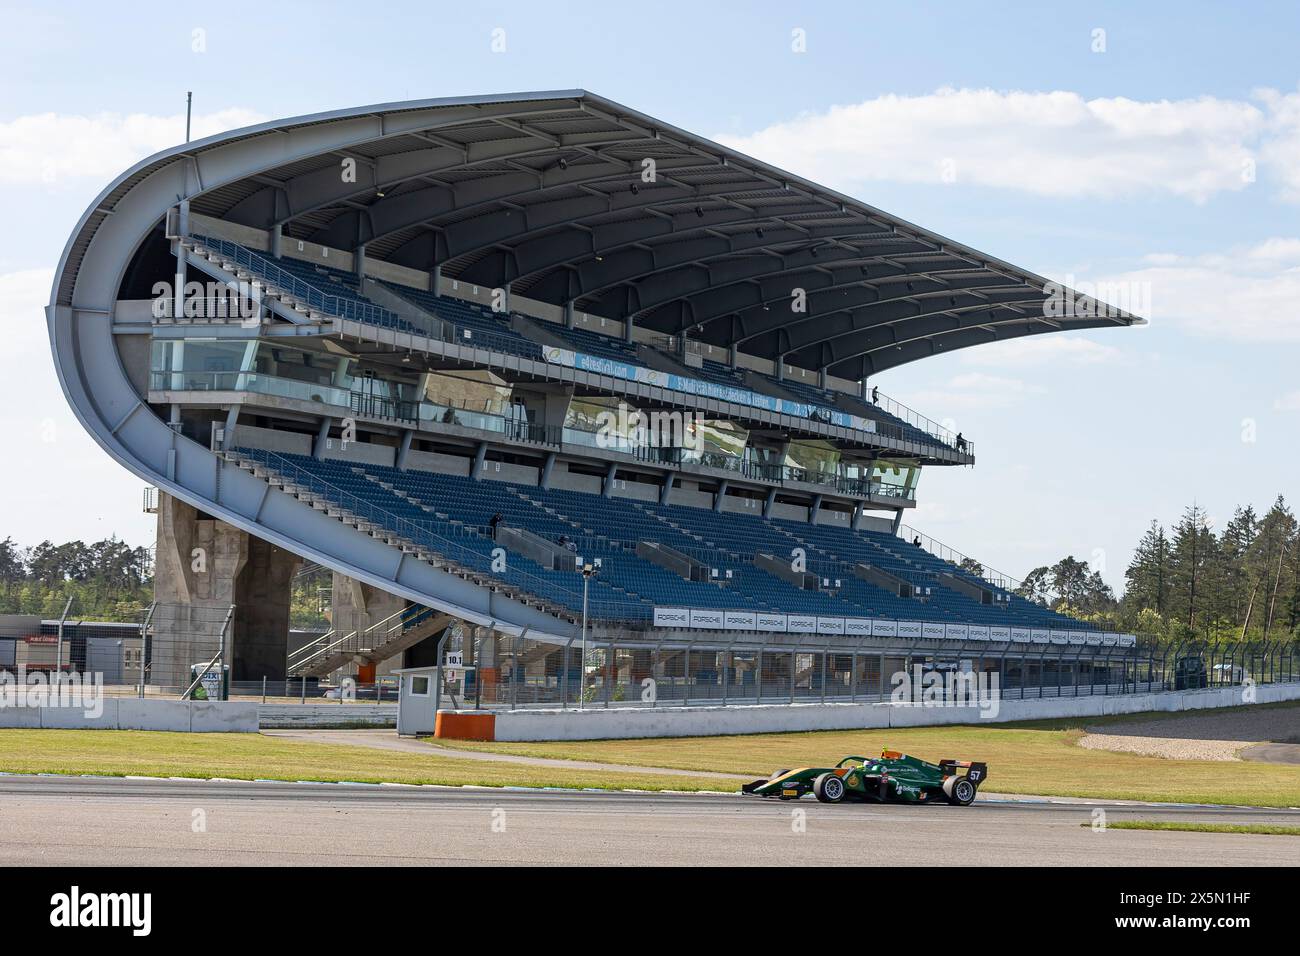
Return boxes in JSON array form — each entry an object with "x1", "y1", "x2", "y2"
[{"x1": 193, "y1": 235, "x2": 404, "y2": 329}]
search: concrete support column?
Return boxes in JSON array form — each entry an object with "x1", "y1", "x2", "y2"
[
  {"x1": 564, "y1": 301, "x2": 576, "y2": 329},
  {"x1": 152, "y1": 492, "x2": 301, "y2": 686},
  {"x1": 851, "y1": 500, "x2": 865, "y2": 530},
  {"x1": 471, "y1": 441, "x2": 488, "y2": 481},
  {"x1": 270, "y1": 223, "x2": 282, "y2": 259},
  {"x1": 890, "y1": 510, "x2": 904, "y2": 536},
  {"x1": 430, "y1": 264, "x2": 442, "y2": 297},
  {"x1": 312, "y1": 417, "x2": 333, "y2": 460},
  {"x1": 818, "y1": 368, "x2": 828, "y2": 389},
  {"x1": 624, "y1": 314, "x2": 635, "y2": 343},
  {"x1": 809, "y1": 493, "x2": 823, "y2": 523},
  {"x1": 540, "y1": 451, "x2": 557, "y2": 489},
  {"x1": 763, "y1": 486, "x2": 777, "y2": 519},
  {"x1": 602, "y1": 461, "x2": 618, "y2": 498},
  {"x1": 775, "y1": 358, "x2": 785, "y2": 381},
  {"x1": 396, "y1": 429, "x2": 414, "y2": 471},
  {"x1": 660, "y1": 471, "x2": 674, "y2": 506},
  {"x1": 713, "y1": 479, "x2": 729, "y2": 512},
  {"x1": 354, "y1": 242, "x2": 367, "y2": 282}
]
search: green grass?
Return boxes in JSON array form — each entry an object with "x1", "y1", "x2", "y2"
[
  {"x1": 0, "y1": 729, "x2": 735, "y2": 792},
  {"x1": 431, "y1": 703, "x2": 1300, "y2": 807},
  {"x1": 1088, "y1": 821, "x2": 1300, "y2": 836}
]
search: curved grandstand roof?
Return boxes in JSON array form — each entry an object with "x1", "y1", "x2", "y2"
[{"x1": 58, "y1": 90, "x2": 1142, "y2": 380}]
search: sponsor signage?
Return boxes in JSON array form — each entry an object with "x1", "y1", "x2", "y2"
[
  {"x1": 1009, "y1": 627, "x2": 1031, "y2": 643},
  {"x1": 786, "y1": 614, "x2": 817, "y2": 634},
  {"x1": 871, "y1": 620, "x2": 899, "y2": 637},
  {"x1": 1030, "y1": 629, "x2": 1051, "y2": 644},
  {"x1": 653, "y1": 607, "x2": 689, "y2": 628},
  {"x1": 723, "y1": 610, "x2": 757, "y2": 631},
  {"x1": 755, "y1": 612, "x2": 788, "y2": 632},
  {"x1": 1068, "y1": 631, "x2": 1087, "y2": 645},
  {"x1": 1119, "y1": 634, "x2": 1138, "y2": 647},
  {"x1": 1049, "y1": 630, "x2": 1069, "y2": 645},
  {"x1": 1101, "y1": 633, "x2": 1119, "y2": 646},
  {"x1": 944, "y1": 624, "x2": 969, "y2": 641},
  {"x1": 844, "y1": 618, "x2": 873, "y2": 636},
  {"x1": 896, "y1": 620, "x2": 923, "y2": 638},
  {"x1": 967, "y1": 625, "x2": 990, "y2": 642},
  {"x1": 921, "y1": 622, "x2": 946, "y2": 640},
  {"x1": 688, "y1": 608, "x2": 725, "y2": 630},
  {"x1": 989, "y1": 626, "x2": 1011, "y2": 641},
  {"x1": 1085, "y1": 632, "x2": 1103, "y2": 646},
  {"x1": 816, "y1": 616, "x2": 846, "y2": 635}
]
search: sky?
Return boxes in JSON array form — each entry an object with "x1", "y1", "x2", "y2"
[{"x1": 1, "y1": 0, "x2": 1296, "y2": 591}]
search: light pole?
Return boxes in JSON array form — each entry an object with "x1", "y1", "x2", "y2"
[{"x1": 578, "y1": 559, "x2": 600, "y2": 711}]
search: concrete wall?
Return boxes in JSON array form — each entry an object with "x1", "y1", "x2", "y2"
[
  {"x1": 0, "y1": 699, "x2": 258, "y2": 731},
  {"x1": 257, "y1": 703, "x2": 397, "y2": 728},
  {"x1": 491, "y1": 682, "x2": 1300, "y2": 741}
]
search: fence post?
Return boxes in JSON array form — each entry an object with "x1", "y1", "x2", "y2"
[
  {"x1": 261, "y1": 676, "x2": 267, "y2": 704},
  {"x1": 301, "y1": 675, "x2": 306, "y2": 704}
]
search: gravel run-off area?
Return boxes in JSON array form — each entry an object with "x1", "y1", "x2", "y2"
[{"x1": 1078, "y1": 703, "x2": 1300, "y2": 762}]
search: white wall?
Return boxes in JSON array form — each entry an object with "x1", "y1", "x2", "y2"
[
  {"x1": 0, "y1": 699, "x2": 259, "y2": 732},
  {"x1": 492, "y1": 682, "x2": 1300, "y2": 741}
]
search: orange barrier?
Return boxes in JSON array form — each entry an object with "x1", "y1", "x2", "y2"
[{"x1": 434, "y1": 710, "x2": 496, "y2": 741}]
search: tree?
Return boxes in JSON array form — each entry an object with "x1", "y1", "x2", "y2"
[{"x1": 1125, "y1": 521, "x2": 1170, "y2": 616}]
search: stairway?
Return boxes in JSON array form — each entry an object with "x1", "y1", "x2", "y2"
[{"x1": 289, "y1": 606, "x2": 453, "y2": 678}]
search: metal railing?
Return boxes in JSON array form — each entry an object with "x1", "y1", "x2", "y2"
[
  {"x1": 193, "y1": 235, "x2": 403, "y2": 330},
  {"x1": 897, "y1": 524, "x2": 1023, "y2": 593}
]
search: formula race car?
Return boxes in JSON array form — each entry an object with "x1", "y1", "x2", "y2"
[{"x1": 741, "y1": 750, "x2": 987, "y2": 806}]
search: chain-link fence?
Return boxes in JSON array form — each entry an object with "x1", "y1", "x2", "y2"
[{"x1": 430, "y1": 630, "x2": 1300, "y2": 712}]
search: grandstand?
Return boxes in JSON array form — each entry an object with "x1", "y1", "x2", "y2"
[{"x1": 48, "y1": 91, "x2": 1144, "y2": 698}]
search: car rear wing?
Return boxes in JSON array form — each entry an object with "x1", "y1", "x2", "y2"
[{"x1": 939, "y1": 760, "x2": 988, "y2": 785}]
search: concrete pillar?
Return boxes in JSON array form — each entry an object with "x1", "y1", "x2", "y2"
[
  {"x1": 602, "y1": 461, "x2": 618, "y2": 498},
  {"x1": 430, "y1": 264, "x2": 442, "y2": 298},
  {"x1": 152, "y1": 492, "x2": 300, "y2": 687},
  {"x1": 540, "y1": 451, "x2": 557, "y2": 489},
  {"x1": 355, "y1": 243, "x2": 367, "y2": 282},
  {"x1": 396, "y1": 429, "x2": 414, "y2": 470},
  {"x1": 713, "y1": 479, "x2": 729, "y2": 512},
  {"x1": 763, "y1": 486, "x2": 778, "y2": 519},
  {"x1": 270, "y1": 223, "x2": 282, "y2": 259},
  {"x1": 564, "y1": 301, "x2": 576, "y2": 329},
  {"x1": 471, "y1": 441, "x2": 488, "y2": 481}
]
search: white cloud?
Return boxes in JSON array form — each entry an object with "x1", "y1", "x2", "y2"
[
  {"x1": 957, "y1": 334, "x2": 1124, "y2": 369},
  {"x1": 0, "y1": 108, "x2": 266, "y2": 186},
  {"x1": 1276, "y1": 391, "x2": 1300, "y2": 411},
  {"x1": 1095, "y1": 238, "x2": 1300, "y2": 342},
  {"x1": 0, "y1": 269, "x2": 154, "y2": 547},
  {"x1": 910, "y1": 372, "x2": 1043, "y2": 413},
  {"x1": 717, "y1": 87, "x2": 1300, "y2": 203}
]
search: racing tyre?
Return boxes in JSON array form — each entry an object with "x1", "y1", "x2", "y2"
[
  {"x1": 813, "y1": 772, "x2": 846, "y2": 804},
  {"x1": 944, "y1": 775, "x2": 978, "y2": 806}
]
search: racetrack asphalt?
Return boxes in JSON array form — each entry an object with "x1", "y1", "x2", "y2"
[{"x1": 1, "y1": 774, "x2": 1297, "y2": 866}]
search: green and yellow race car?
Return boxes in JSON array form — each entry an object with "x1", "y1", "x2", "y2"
[{"x1": 741, "y1": 750, "x2": 987, "y2": 806}]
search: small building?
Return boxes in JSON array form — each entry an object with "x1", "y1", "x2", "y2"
[{"x1": 394, "y1": 665, "x2": 492, "y2": 739}]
